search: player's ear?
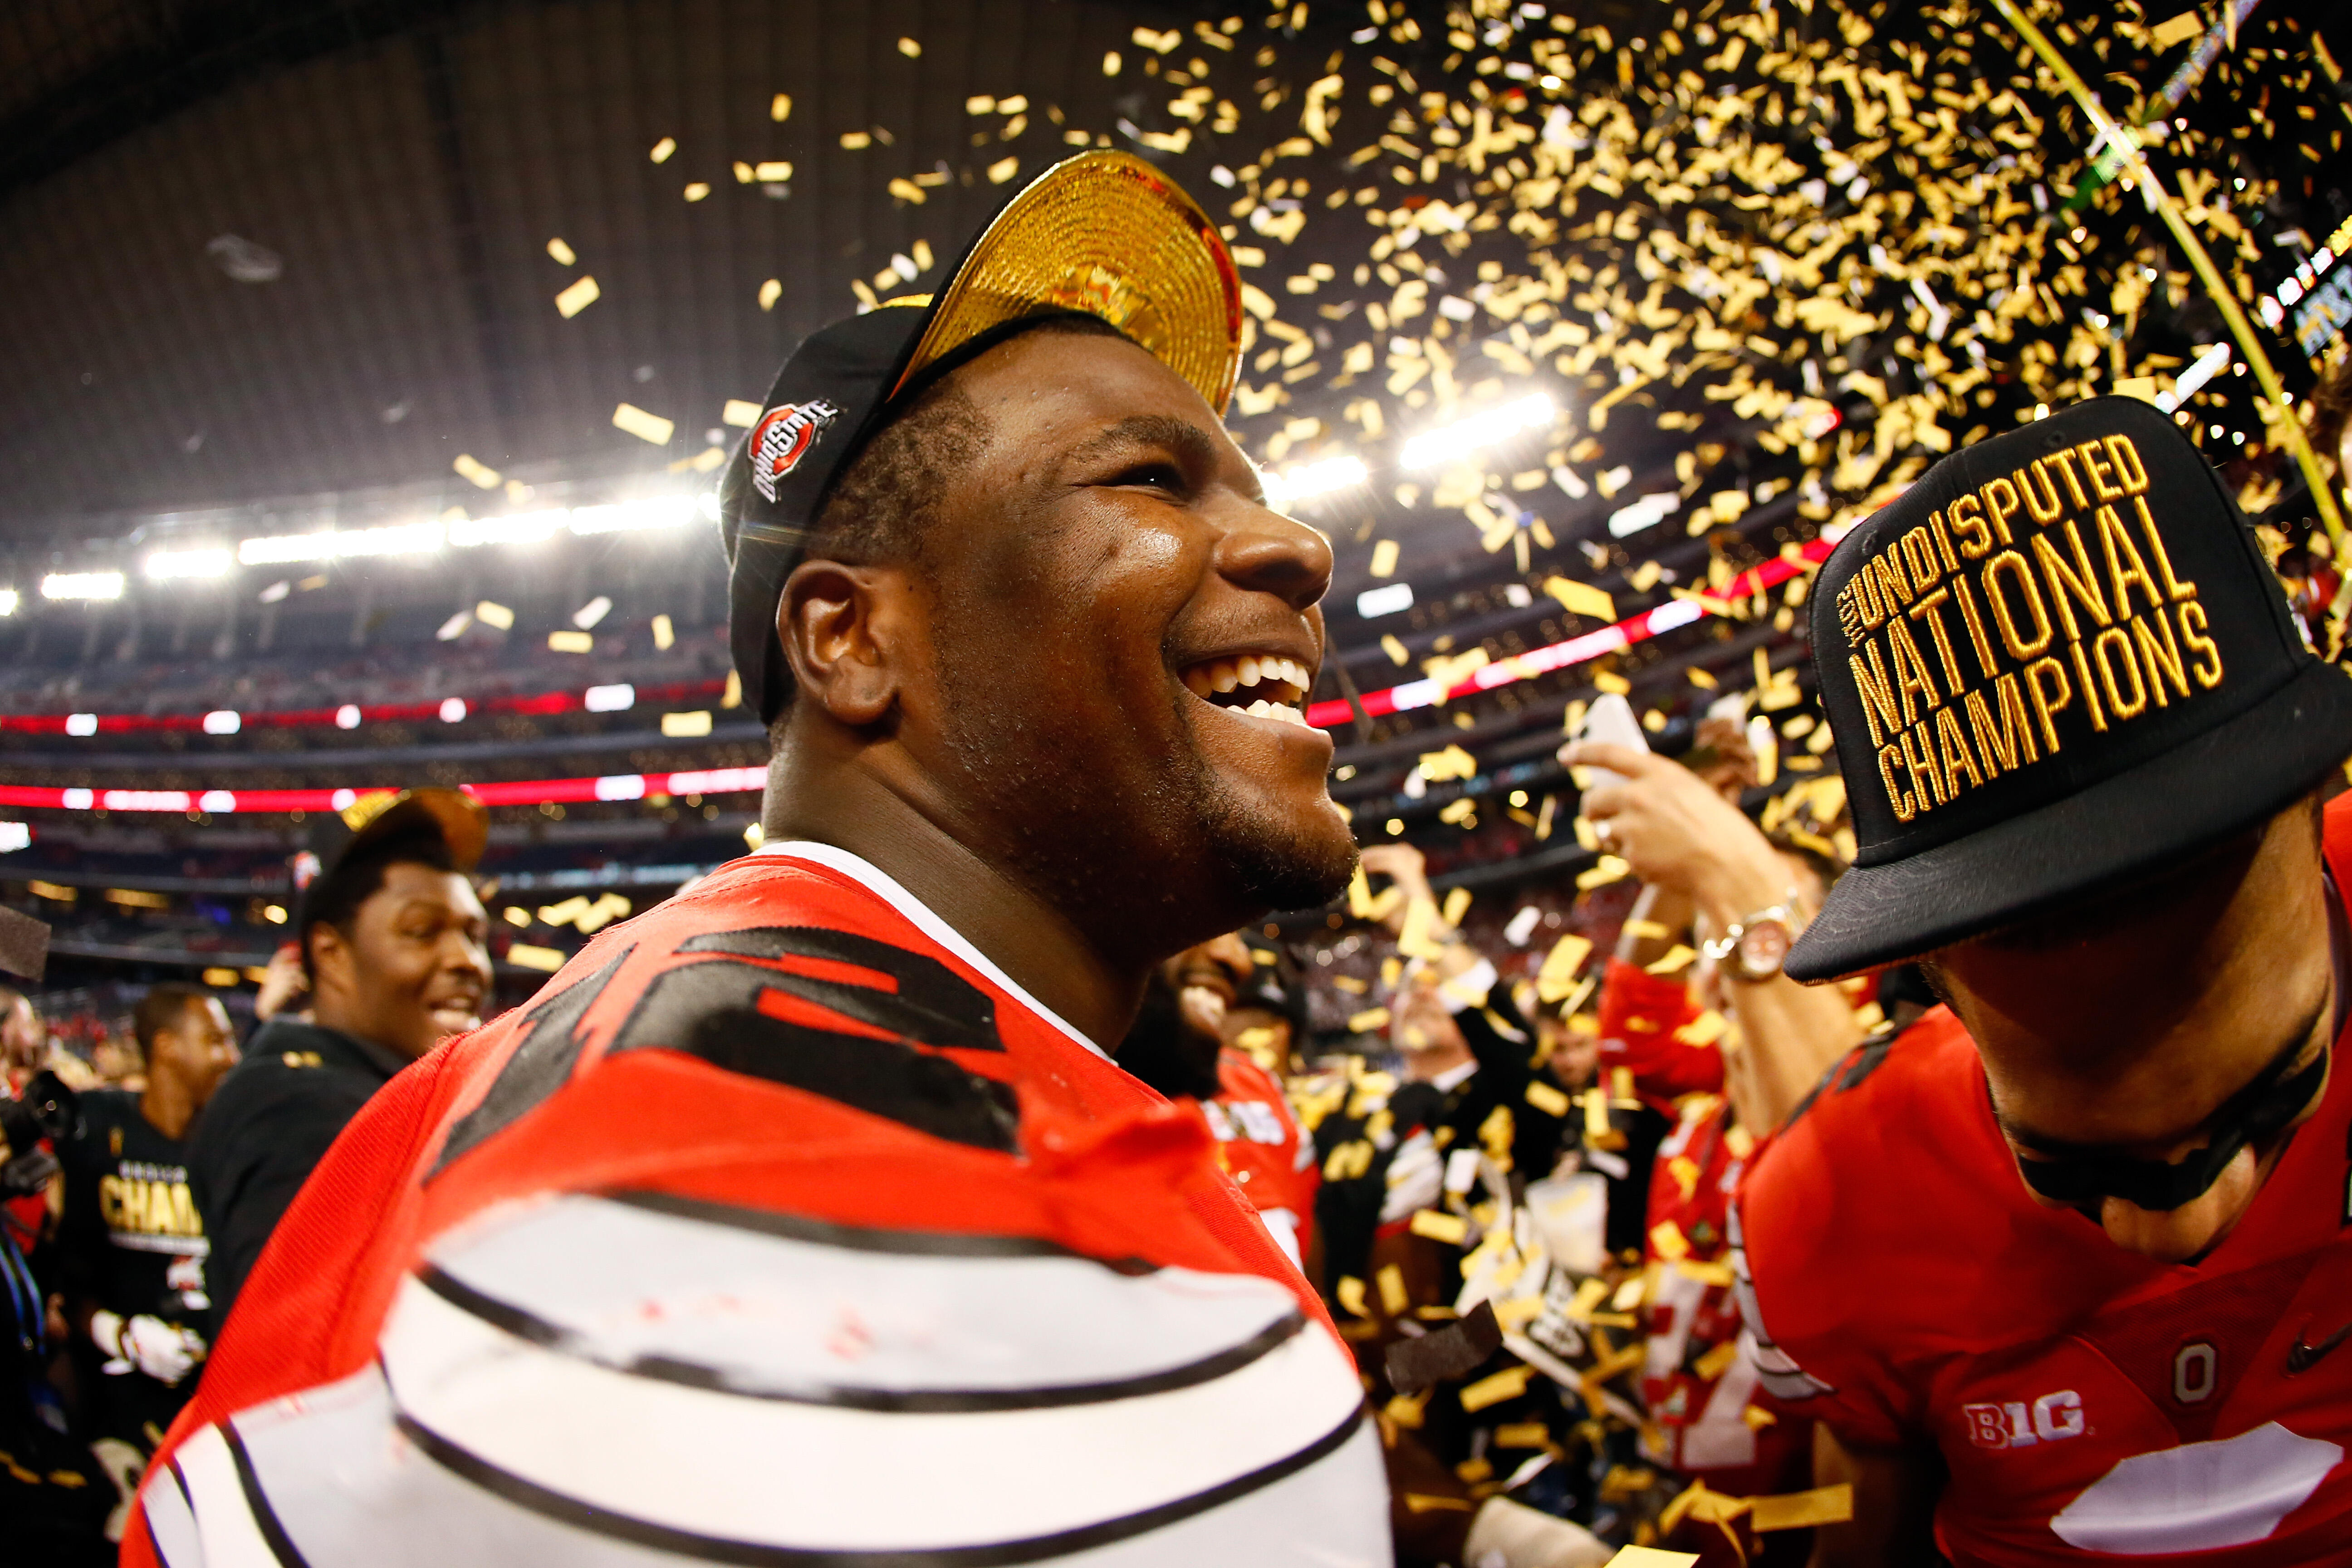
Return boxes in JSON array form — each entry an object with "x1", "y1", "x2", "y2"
[
  {"x1": 306, "y1": 922, "x2": 354, "y2": 998},
  {"x1": 776, "y1": 558, "x2": 911, "y2": 727}
]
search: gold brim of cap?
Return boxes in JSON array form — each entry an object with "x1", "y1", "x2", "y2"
[
  {"x1": 343, "y1": 787, "x2": 490, "y2": 873},
  {"x1": 897, "y1": 151, "x2": 1242, "y2": 415}
]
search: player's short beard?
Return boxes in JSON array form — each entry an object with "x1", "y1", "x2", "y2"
[{"x1": 926, "y1": 604, "x2": 1352, "y2": 946}]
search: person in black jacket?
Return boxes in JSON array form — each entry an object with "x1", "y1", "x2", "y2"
[
  {"x1": 188, "y1": 789, "x2": 490, "y2": 1329},
  {"x1": 55, "y1": 981, "x2": 238, "y2": 1535}
]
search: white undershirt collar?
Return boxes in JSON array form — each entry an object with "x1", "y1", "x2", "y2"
[{"x1": 752, "y1": 839, "x2": 1109, "y2": 1060}]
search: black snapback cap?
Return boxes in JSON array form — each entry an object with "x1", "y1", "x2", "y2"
[
  {"x1": 718, "y1": 150, "x2": 1243, "y2": 725},
  {"x1": 1788, "y1": 396, "x2": 2352, "y2": 981}
]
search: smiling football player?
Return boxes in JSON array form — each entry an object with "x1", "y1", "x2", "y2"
[{"x1": 124, "y1": 153, "x2": 1392, "y2": 1567}]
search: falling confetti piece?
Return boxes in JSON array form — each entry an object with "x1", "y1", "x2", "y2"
[
  {"x1": 770, "y1": 93, "x2": 791, "y2": 121},
  {"x1": 554, "y1": 276, "x2": 600, "y2": 318},
  {"x1": 612, "y1": 403, "x2": 674, "y2": 444},
  {"x1": 648, "y1": 136, "x2": 676, "y2": 163},
  {"x1": 545, "y1": 237, "x2": 575, "y2": 265},
  {"x1": 758, "y1": 279, "x2": 782, "y2": 311}
]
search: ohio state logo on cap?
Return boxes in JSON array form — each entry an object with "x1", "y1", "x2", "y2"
[{"x1": 749, "y1": 400, "x2": 843, "y2": 504}]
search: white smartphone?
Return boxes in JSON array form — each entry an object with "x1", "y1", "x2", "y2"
[{"x1": 1573, "y1": 691, "x2": 1649, "y2": 789}]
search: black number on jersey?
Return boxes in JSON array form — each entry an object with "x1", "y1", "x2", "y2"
[{"x1": 435, "y1": 928, "x2": 1018, "y2": 1180}]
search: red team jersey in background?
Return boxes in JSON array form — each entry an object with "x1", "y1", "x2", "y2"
[
  {"x1": 125, "y1": 843, "x2": 1385, "y2": 1567},
  {"x1": 1735, "y1": 794, "x2": 2352, "y2": 1564},
  {"x1": 1597, "y1": 955, "x2": 1722, "y2": 1112},
  {"x1": 1204, "y1": 1048, "x2": 1319, "y2": 1271}
]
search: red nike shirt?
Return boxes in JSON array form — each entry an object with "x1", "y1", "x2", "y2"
[
  {"x1": 126, "y1": 843, "x2": 1384, "y2": 1567},
  {"x1": 1735, "y1": 797, "x2": 2352, "y2": 1564}
]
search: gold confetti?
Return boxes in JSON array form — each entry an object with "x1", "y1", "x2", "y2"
[
  {"x1": 987, "y1": 155, "x2": 1019, "y2": 183},
  {"x1": 758, "y1": 279, "x2": 782, "y2": 311},
  {"x1": 554, "y1": 276, "x2": 601, "y2": 318},
  {"x1": 545, "y1": 237, "x2": 575, "y2": 265},
  {"x1": 473, "y1": 601, "x2": 514, "y2": 631},
  {"x1": 547, "y1": 630, "x2": 595, "y2": 653},
  {"x1": 452, "y1": 454, "x2": 501, "y2": 489},
  {"x1": 508, "y1": 944, "x2": 566, "y2": 972},
  {"x1": 648, "y1": 136, "x2": 676, "y2": 163},
  {"x1": 897, "y1": 36, "x2": 920, "y2": 56},
  {"x1": 1459, "y1": 1364, "x2": 1534, "y2": 1411},
  {"x1": 662, "y1": 711, "x2": 713, "y2": 738},
  {"x1": 1369, "y1": 539, "x2": 1400, "y2": 576},
  {"x1": 1409, "y1": 1209, "x2": 1469, "y2": 1244},
  {"x1": 652, "y1": 614, "x2": 675, "y2": 650},
  {"x1": 611, "y1": 403, "x2": 674, "y2": 444},
  {"x1": 770, "y1": 93, "x2": 791, "y2": 121}
]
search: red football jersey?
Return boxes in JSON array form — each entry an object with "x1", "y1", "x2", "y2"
[
  {"x1": 1735, "y1": 799, "x2": 2352, "y2": 1564},
  {"x1": 1204, "y1": 1048, "x2": 1319, "y2": 1269},
  {"x1": 1640, "y1": 1095, "x2": 1810, "y2": 1497},
  {"x1": 1597, "y1": 955, "x2": 1725, "y2": 1111},
  {"x1": 125, "y1": 843, "x2": 1384, "y2": 1567}
]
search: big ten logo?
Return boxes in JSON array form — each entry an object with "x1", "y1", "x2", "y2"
[
  {"x1": 1963, "y1": 1390, "x2": 2087, "y2": 1450},
  {"x1": 1833, "y1": 433, "x2": 2220, "y2": 826}
]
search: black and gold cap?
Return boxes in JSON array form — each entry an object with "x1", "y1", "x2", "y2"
[
  {"x1": 718, "y1": 150, "x2": 1244, "y2": 724},
  {"x1": 1788, "y1": 397, "x2": 2352, "y2": 981},
  {"x1": 291, "y1": 787, "x2": 489, "y2": 926}
]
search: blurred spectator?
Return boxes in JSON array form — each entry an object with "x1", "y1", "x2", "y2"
[
  {"x1": 56, "y1": 983, "x2": 239, "y2": 1539},
  {"x1": 189, "y1": 790, "x2": 489, "y2": 1328},
  {"x1": 1121, "y1": 934, "x2": 1321, "y2": 1273},
  {"x1": 250, "y1": 943, "x2": 309, "y2": 1025}
]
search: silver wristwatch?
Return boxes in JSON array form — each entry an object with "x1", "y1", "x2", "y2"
[{"x1": 1701, "y1": 901, "x2": 1799, "y2": 983}]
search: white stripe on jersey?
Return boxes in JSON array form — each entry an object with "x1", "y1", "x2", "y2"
[
  {"x1": 169, "y1": 1423, "x2": 274, "y2": 1568},
  {"x1": 152, "y1": 1195, "x2": 1391, "y2": 1566},
  {"x1": 175, "y1": 1359, "x2": 1387, "y2": 1567},
  {"x1": 141, "y1": 1456, "x2": 203, "y2": 1568},
  {"x1": 421, "y1": 1190, "x2": 1301, "y2": 1402}
]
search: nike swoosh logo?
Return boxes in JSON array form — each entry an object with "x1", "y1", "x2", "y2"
[{"x1": 2287, "y1": 1320, "x2": 2352, "y2": 1375}]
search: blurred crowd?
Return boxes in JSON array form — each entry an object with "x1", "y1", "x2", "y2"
[
  {"x1": 1113, "y1": 707, "x2": 1872, "y2": 1565},
  {"x1": 0, "y1": 704, "x2": 1872, "y2": 1565}
]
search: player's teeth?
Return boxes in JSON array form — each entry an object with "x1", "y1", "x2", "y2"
[
  {"x1": 1184, "y1": 667, "x2": 1213, "y2": 699},
  {"x1": 1237, "y1": 655, "x2": 1262, "y2": 686},
  {"x1": 1210, "y1": 661, "x2": 1238, "y2": 694}
]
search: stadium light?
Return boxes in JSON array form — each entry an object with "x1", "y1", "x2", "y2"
[
  {"x1": 449, "y1": 510, "x2": 569, "y2": 548},
  {"x1": 584, "y1": 683, "x2": 635, "y2": 712},
  {"x1": 146, "y1": 548, "x2": 233, "y2": 580},
  {"x1": 568, "y1": 497, "x2": 697, "y2": 535},
  {"x1": 1263, "y1": 454, "x2": 1369, "y2": 511},
  {"x1": 1357, "y1": 583, "x2": 1415, "y2": 618},
  {"x1": 335, "y1": 705, "x2": 361, "y2": 729},
  {"x1": 0, "y1": 590, "x2": 17, "y2": 617},
  {"x1": 238, "y1": 521, "x2": 444, "y2": 566},
  {"x1": 43, "y1": 572, "x2": 125, "y2": 600},
  {"x1": 202, "y1": 710, "x2": 241, "y2": 736},
  {"x1": 1400, "y1": 393, "x2": 1556, "y2": 470}
]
